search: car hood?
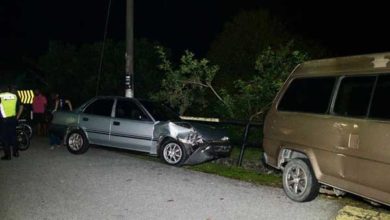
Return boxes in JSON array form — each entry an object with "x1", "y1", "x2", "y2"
[
  {"x1": 154, "y1": 121, "x2": 228, "y2": 142},
  {"x1": 181, "y1": 122, "x2": 227, "y2": 141}
]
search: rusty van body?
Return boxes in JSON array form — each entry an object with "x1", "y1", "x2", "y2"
[{"x1": 263, "y1": 53, "x2": 390, "y2": 205}]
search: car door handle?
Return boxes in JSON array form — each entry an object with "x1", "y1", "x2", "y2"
[
  {"x1": 113, "y1": 121, "x2": 120, "y2": 126},
  {"x1": 82, "y1": 117, "x2": 89, "y2": 121}
]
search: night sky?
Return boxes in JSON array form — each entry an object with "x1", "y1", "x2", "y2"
[{"x1": 2, "y1": 0, "x2": 390, "y2": 62}]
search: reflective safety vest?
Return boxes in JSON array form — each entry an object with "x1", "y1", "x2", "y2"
[{"x1": 0, "y1": 92, "x2": 17, "y2": 118}]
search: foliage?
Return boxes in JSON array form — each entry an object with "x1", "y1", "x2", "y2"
[
  {"x1": 155, "y1": 42, "x2": 308, "y2": 120},
  {"x1": 134, "y1": 39, "x2": 168, "y2": 99},
  {"x1": 207, "y1": 9, "x2": 291, "y2": 88},
  {"x1": 38, "y1": 39, "x2": 164, "y2": 105},
  {"x1": 153, "y1": 46, "x2": 221, "y2": 115},
  {"x1": 218, "y1": 42, "x2": 309, "y2": 120}
]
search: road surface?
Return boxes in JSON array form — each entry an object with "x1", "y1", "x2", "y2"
[{"x1": 0, "y1": 138, "x2": 341, "y2": 220}]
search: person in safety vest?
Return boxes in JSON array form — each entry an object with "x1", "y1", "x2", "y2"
[{"x1": 0, "y1": 85, "x2": 24, "y2": 160}]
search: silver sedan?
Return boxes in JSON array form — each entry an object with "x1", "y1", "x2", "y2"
[{"x1": 50, "y1": 96, "x2": 231, "y2": 165}]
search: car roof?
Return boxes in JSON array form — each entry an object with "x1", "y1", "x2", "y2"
[
  {"x1": 293, "y1": 52, "x2": 390, "y2": 77},
  {"x1": 94, "y1": 96, "x2": 136, "y2": 99},
  {"x1": 94, "y1": 96, "x2": 152, "y2": 102}
]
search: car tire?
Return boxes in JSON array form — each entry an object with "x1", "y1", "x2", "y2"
[
  {"x1": 66, "y1": 130, "x2": 89, "y2": 155},
  {"x1": 160, "y1": 140, "x2": 187, "y2": 166},
  {"x1": 282, "y1": 158, "x2": 320, "y2": 202}
]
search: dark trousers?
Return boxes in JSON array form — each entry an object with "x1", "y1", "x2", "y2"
[
  {"x1": 49, "y1": 132, "x2": 61, "y2": 146},
  {"x1": 0, "y1": 117, "x2": 17, "y2": 157}
]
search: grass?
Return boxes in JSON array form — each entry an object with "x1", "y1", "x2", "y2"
[
  {"x1": 187, "y1": 146, "x2": 282, "y2": 187},
  {"x1": 188, "y1": 162, "x2": 282, "y2": 187},
  {"x1": 229, "y1": 146, "x2": 263, "y2": 162},
  {"x1": 124, "y1": 144, "x2": 282, "y2": 187}
]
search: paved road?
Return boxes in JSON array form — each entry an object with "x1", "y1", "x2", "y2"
[{"x1": 0, "y1": 138, "x2": 342, "y2": 220}]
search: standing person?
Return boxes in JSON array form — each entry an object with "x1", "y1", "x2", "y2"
[
  {"x1": 52, "y1": 93, "x2": 73, "y2": 112},
  {"x1": 48, "y1": 92, "x2": 72, "y2": 149},
  {"x1": 32, "y1": 89, "x2": 47, "y2": 136},
  {"x1": 10, "y1": 85, "x2": 24, "y2": 121},
  {"x1": 0, "y1": 85, "x2": 24, "y2": 160}
]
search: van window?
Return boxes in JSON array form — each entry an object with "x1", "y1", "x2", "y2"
[
  {"x1": 278, "y1": 77, "x2": 336, "y2": 114},
  {"x1": 369, "y1": 75, "x2": 390, "y2": 119},
  {"x1": 334, "y1": 76, "x2": 375, "y2": 117}
]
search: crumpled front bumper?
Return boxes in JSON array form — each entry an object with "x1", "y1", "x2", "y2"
[{"x1": 184, "y1": 142, "x2": 232, "y2": 165}]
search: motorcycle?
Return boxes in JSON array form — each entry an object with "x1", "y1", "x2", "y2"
[{"x1": 0, "y1": 127, "x2": 30, "y2": 151}]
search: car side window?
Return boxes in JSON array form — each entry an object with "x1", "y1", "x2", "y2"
[
  {"x1": 369, "y1": 75, "x2": 390, "y2": 119},
  {"x1": 115, "y1": 99, "x2": 149, "y2": 121},
  {"x1": 333, "y1": 76, "x2": 376, "y2": 117},
  {"x1": 83, "y1": 99, "x2": 114, "y2": 117}
]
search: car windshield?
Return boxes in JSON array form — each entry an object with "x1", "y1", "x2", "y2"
[{"x1": 140, "y1": 100, "x2": 181, "y2": 121}]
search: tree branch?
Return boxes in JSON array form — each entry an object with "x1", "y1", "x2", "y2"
[
  {"x1": 206, "y1": 82, "x2": 228, "y2": 106},
  {"x1": 249, "y1": 102, "x2": 272, "y2": 121},
  {"x1": 177, "y1": 80, "x2": 208, "y2": 87},
  {"x1": 177, "y1": 80, "x2": 228, "y2": 106}
]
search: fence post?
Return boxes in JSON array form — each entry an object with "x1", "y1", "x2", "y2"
[{"x1": 237, "y1": 121, "x2": 251, "y2": 166}]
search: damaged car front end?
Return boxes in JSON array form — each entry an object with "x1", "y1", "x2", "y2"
[{"x1": 154, "y1": 121, "x2": 231, "y2": 165}]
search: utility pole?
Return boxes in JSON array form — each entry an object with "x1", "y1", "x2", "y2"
[{"x1": 125, "y1": 0, "x2": 134, "y2": 97}]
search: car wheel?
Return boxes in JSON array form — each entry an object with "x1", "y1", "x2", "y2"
[
  {"x1": 66, "y1": 130, "x2": 89, "y2": 154},
  {"x1": 282, "y1": 158, "x2": 320, "y2": 202},
  {"x1": 160, "y1": 141, "x2": 187, "y2": 166}
]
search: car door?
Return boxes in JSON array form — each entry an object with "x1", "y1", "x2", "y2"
[
  {"x1": 110, "y1": 98, "x2": 154, "y2": 152},
  {"x1": 79, "y1": 98, "x2": 114, "y2": 146}
]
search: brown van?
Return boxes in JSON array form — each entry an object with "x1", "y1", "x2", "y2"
[{"x1": 263, "y1": 53, "x2": 390, "y2": 206}]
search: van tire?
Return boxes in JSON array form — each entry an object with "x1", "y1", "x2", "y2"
[{"x1": 282, "y1": 159, "x2": 320, "y2": 202}]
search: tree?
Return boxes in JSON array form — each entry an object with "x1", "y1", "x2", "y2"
[
  {"x1": 208, "y1": 9, "x2": 325, "y2": 91},
  {"x1": 134, "y1": 39, "x2": 168, "y2": 99},
  {"x1": 38, "y1": 40, "x2": 122, "y2": 104},
  {"x1": 155, "y1": 42, "x2": 308, "y2": 120},
  {"x1": 38, "y1": 39, "x2": 165, "y2": 105},
  {"x1": 218, "y1": 42, "x2": 309, "y2": 120},
  {"x1": 153, "y1": 46, "x2": 222, "y2": 115},
  {"x1": 208, "y1": 9, "x2": 290, "y2": 88}
]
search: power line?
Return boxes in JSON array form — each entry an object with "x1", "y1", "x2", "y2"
[{"x1": 96, "y1": 0, "x2": 112, "y2": 96}]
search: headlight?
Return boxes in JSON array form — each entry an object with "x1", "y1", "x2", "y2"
[{"x1": 179, "y1": 132, "x2": 203, "y2": 145}]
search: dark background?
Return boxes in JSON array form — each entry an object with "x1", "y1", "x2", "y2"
[{"x1": 1, "y1": 0, "x2": 390, "y2": 61}]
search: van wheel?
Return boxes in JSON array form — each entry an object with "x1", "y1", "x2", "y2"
[
  {"x1": 282, "y1": 159, "x2": 320, "y2": 202},
  {"x1": 66, "y1": 130, "x2": 89, "y2": 154}
]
